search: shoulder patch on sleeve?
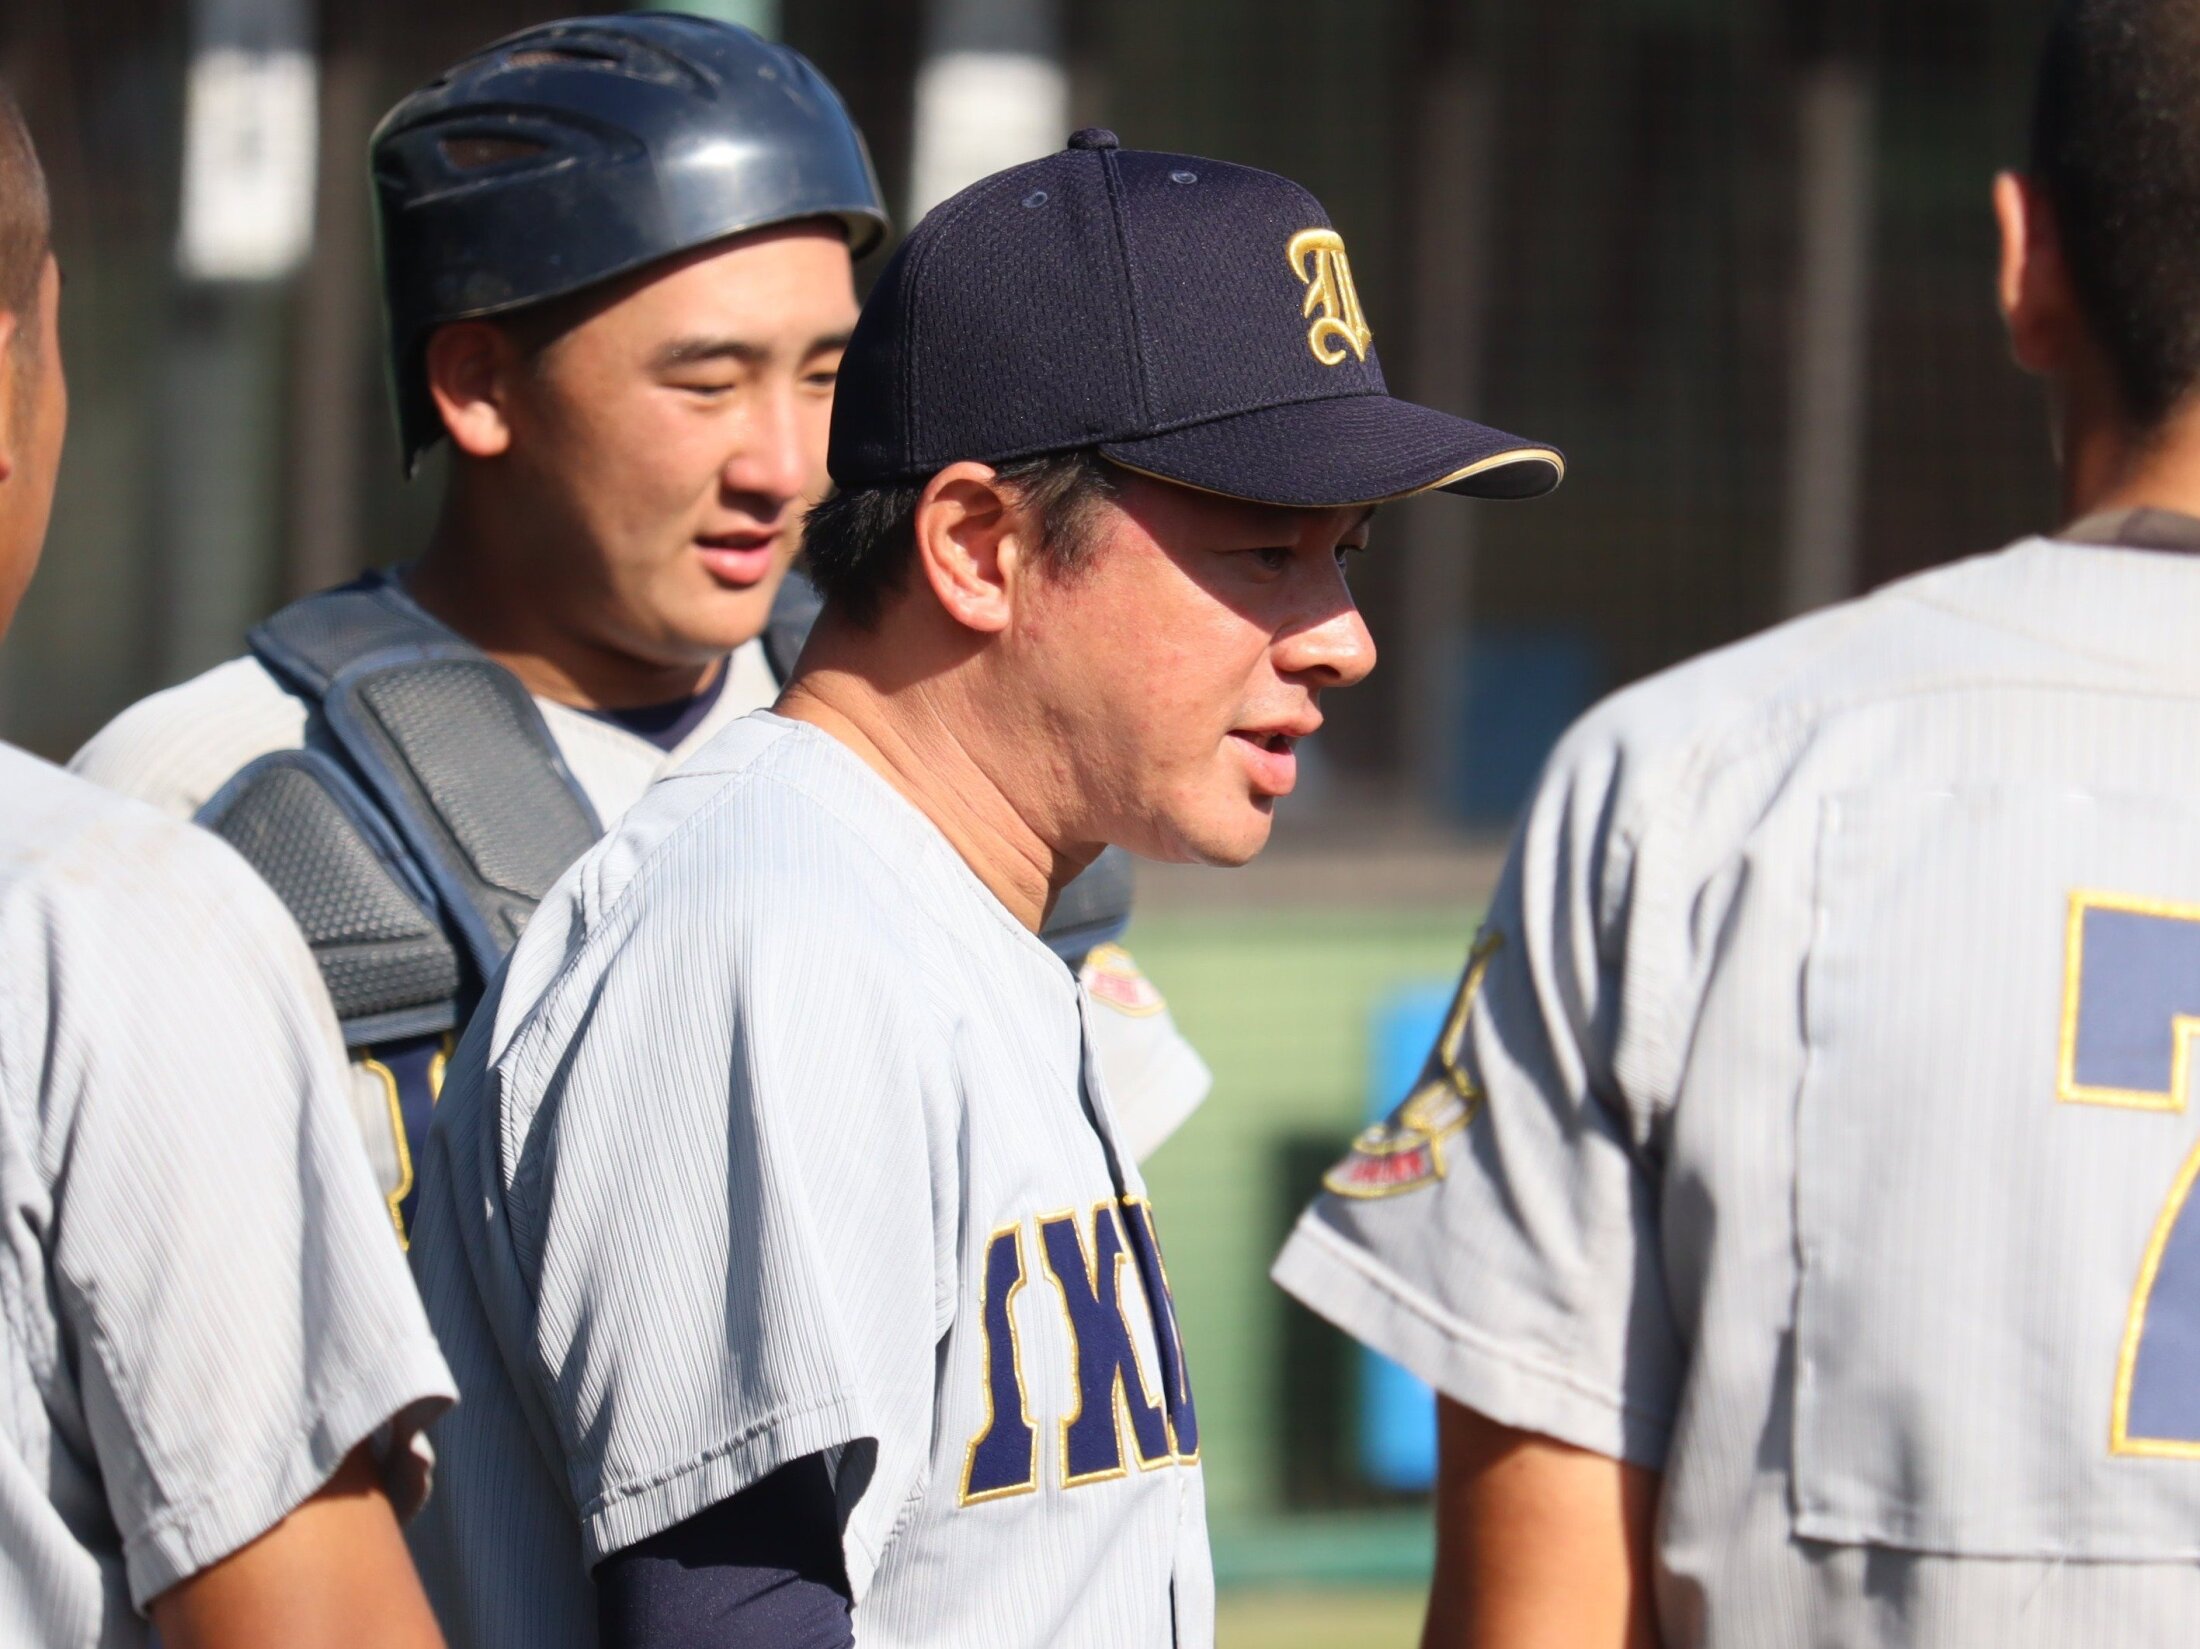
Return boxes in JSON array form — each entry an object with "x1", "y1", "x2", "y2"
[
  {"x1": 1322, "y1": 931, "x2": 1501, "y2": 1199},
  {"x1": 1081, "y1": 942, "x2": 1167, "y2": 1018}
]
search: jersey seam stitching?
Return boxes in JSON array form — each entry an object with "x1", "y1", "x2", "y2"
[
  {"x1": 1287, "y1": 1216, "x2": 1675, "y2": 1432},
  {"x1": 112, "y1": 1337, "x2": 450, "y2": 1593},
  {"x1": 579, "y1": 1390, "x2": 862, "y2": 1522}
]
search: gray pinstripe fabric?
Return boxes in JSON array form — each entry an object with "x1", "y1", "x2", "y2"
[
  {"x1": 1277, "y1": 539, "x2": 2200, "y2": 1645},
  {"x1": 0, "y1": 744, "x2": 454, "y2": 1647},
  {"x1": 67, "y1": 645, "x2": 774, "y2": 826},
  {"x1": 68, "y1": 640, "x2": 1208, "y2": 1204},
  {"x1": 67, "y1": 646, "x2": 766, "y2": 1227},
  {"x1": 409, "y1": 712, "x2": 1211, "y2": 1648}
]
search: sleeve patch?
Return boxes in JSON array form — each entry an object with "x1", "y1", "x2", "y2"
[
  {"x1": 1081, "y1": 943, "x2": 1167, "y2": 1018},
  {"x1": 1322, "y1": 932, "x2": 1501, "y2": 1200}
]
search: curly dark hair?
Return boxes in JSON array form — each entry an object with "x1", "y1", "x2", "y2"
[{"x1": 2031, "y1": 0, "x2": 2200, "y2": 427}]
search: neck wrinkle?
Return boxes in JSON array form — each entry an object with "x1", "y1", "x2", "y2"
[{"x1": 776, "y1": 667, "x2": 1063, "y2": 935}]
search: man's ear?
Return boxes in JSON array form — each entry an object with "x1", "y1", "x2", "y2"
[
  {"x1": 910, "y1": 462, "x2": 1028, "y2": 635},
  {"x1": 1996, "y1": 170, "x2": 2079, "y2": 378},
  {"x1": 423, "y1": 320, "x2": 519, "y2": 459},
  {"x1": 0, "y1": 310, "x2": 19, "y2": 486}
]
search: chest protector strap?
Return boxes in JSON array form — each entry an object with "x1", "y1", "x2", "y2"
[{"x1": 196, "y1": 576, "x2": 603, "y2": 1045}]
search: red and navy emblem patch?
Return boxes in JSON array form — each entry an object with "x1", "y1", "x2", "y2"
[
  {"x1": 1322, "y1": 931, "x2": 1502, "y2": 1200},
  {"x1": 1082, "y1": 942, "x2": 1168, "y2": 1018}
]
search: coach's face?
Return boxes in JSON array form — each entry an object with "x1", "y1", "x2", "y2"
[
  {"x1": 0, "y1": 255, "x2": 65, "y2": 635},
  {"x1": 448, "y1": 223, "x2": 857, "y2": 665},
  {"x1": 1019, "y1": 472, "x2": 1377, "y2": 866}
]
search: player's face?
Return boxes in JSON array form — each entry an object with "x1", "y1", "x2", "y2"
[
  {"x1": 1016, "y1": 472, "x2": 1377, "y2": 866},
  {"x1": 0, "y1": 255, "x2": 66, "y2": 637},
  {"x1": 505, "y1": 224, "x2": 857, "y2": 667}
]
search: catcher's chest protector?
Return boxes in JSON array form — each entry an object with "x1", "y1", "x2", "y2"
[{"x1": 196, "y1": 574, "x2": 602, "y2": 1047}]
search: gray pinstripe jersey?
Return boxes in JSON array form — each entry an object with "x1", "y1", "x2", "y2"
[
  {"x1": 69, "y1": 640, "x2": 1207, "y2": 1229},
  {"x1": 68, "y1": 646, "x2": 764, "y2": 1241},
  {"x1": 408, "y1": 712, "x2": 1211, "y2": 1649},
  {"x1": 0, "y1": 744, "x2": 453, "y2": 1646},
  {"x1": 1277, "y1": 538, "x2": 2200, "y2": 1646}
]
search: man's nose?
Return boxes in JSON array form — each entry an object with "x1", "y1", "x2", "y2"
[
  {"x1": 722, "y1": 383, "x2": 809, "y2": 506},
  {"x1": 1280, "y1": 586, "x2": 1377, "y2": 689}
]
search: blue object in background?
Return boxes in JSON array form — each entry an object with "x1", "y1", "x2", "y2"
[
  {"x1": 1452, "y1": 627, "x2": 1602, "y2": 824},
  {"x1": 1355, "y1": 982, "x2": 1456, "y2": 1492}
]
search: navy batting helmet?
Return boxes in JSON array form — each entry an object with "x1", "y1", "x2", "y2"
[{"x1": 370, "y1": 13, "x2": 889, "y2": 472}]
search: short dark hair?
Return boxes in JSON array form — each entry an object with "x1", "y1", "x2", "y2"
[
  {"x1": 802, "y1": 450, "x2": 1123, "y2": 628},
  {"x1": 2030, "y1": 0, "x2": 2200, "y2": 426},
  {"x1": 0, "y1": 81, "x2": 49, "y2": 358}
]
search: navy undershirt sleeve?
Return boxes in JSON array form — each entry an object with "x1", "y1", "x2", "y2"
[{"x1": 595, "y1": 1454, "x2": 854, "y2": 1649}]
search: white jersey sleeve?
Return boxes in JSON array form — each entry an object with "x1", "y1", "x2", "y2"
[
  {"x1": 1273, "y1": 708, "x2": 1685, "y2": 1467},
  {"x1": 1079, "y1": 942, "x2": 1211, "y2": 1162},
  {"x1": 476, "y1": 810, "x2": 956, "y2": 1577},
  {"x1": 0, "y1": 747, "x2": 453, "y2": 1620}
]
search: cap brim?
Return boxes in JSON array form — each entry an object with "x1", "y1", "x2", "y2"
[{"x1": 1098, "y1": 394, "x2": 1563, "y2": 508}]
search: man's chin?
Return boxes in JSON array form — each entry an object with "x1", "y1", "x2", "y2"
[
  {"x1": 1176, "y1": 800, "x2": 1277, "y2": 868},
  {"x1": 665, "y1": 580, "x2": 782, "y2": 656}
]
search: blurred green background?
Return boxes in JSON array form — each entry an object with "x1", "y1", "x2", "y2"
[
  {"x1": 1127, "y1": 901, "x2": 1487, "y2": 1645},
  {"x1": 1218, "y1": 1587, "x2": 1427, "y2": 1649}
]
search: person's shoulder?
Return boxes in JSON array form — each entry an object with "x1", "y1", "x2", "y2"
[
  {"x1": 1544, "y1": 542, "x2": 2047, "y2": 812},
  {"x1": 0, "y1": 742, "x2": 304, "y2": 953},
  {"x1": 0, "y1": 741, "x2": 144, "y2": 860},
  {"x1": 490, "y1": 720, "x2": 963, "y2": 1132},
  {"x1": 69, "y1": 654, "x2": 308, "y2": 819},
  {"x1": 529, "y1": 716, "x2": 962, "y2": 1013},
  {"x1": 2, "y1": 740, "x2": 207, "y2": 864},
  {"x1": 597, "y1": 713, "x2": 945, "y2": 914},
  {"x1": 697, "y1": 717, "x2": 988, "y2": 949}
]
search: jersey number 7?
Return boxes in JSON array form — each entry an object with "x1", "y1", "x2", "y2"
[{"x1": 2061, "y1": 890, "x2": 2200, "y2": 1456}]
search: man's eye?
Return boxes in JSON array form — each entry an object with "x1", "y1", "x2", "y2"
[
  {"x1": 1251, "y1": 546, "x2": 1291, "y2": 572},
  {"x1": 1336, "y1": 541, "x2": 1368, "y2": 569},
  {"x1": 673, "y1": 380, "x2": 738, "y2": 398},
  {"x1": 803, "y1": 369, "x2": 840, "y2": 391}
]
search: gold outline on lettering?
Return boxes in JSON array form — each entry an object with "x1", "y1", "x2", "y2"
[
  {"x1": 1122, "y1": 1195, "x2": 1200, "y2": 1465},
  {"x1": 1037, "y1": 1202, "x2": 1171, "y2": 1488},
  {"x1": 958, "y1": 1221, "x2": 1040, "y2": 1505},
  {"x1": 2059, "y1": 889, "x2": 2200, "y2": 1113},
  {"x1": 359, "y1": 1053, "x2": 414, "y2": 1249},
  {"x1": 2112, "y1": 1133, "x2": 2200, "y2": 1458}
]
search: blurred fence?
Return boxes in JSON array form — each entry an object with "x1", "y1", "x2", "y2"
[
  {"x1": 4, "y1": 0, "x2": 2059, "y2": 784},
  {"x1": 0, "y1": 1, "x2": 2067, "y2": 1641}
]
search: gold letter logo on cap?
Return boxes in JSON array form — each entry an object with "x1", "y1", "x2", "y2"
[{"x1": 1287, "y1": 229, "x2": 1372, "y2": 365}]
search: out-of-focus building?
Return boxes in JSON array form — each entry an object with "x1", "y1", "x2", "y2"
[{"x1": 6, "y1": 0, "x2": 2054, "y2": 818}]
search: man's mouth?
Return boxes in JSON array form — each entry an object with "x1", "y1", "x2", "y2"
[
  {"x1": 694, "y1": 531, "x2": 779, "y2": 588},
  {"x1": 1227, "y1": 727, "x2": 1302, "y2": 796}
]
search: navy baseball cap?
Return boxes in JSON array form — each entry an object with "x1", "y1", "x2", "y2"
[{"x1": 829, "y1": 129, "x2": 1563, "y2": 508}]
